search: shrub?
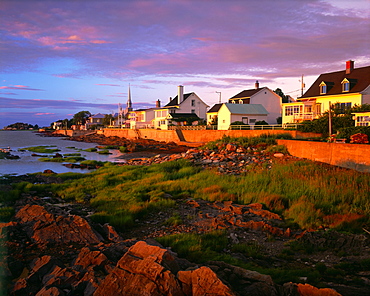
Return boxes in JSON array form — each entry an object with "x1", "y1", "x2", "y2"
[
  {"x1": 265, "y1": 145, "x2": 289, "y2": 154},
  {"x1": 338, "y1": 126, "x2": 370, "y2": 142}
]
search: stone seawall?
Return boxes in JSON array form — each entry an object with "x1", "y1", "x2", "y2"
[{"x1": 277, "y1": 139, "x2": 370, "y2": 173}]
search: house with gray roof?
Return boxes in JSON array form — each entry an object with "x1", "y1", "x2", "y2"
[{"x1": 217, "y1": 103, "x2": 268, "y2": 130}]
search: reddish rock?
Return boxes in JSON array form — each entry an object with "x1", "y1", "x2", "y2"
[
  {"x1": 35, "y1": 286, "x2": 64, "y2": 296},
  {"x1": 226, "y1": 144, "x2": 237, "y2": 152},
  {"x1": 15, "y1": 204, "x2": 103, "y2": 246},
  {"x1": 297, "y1": 283, "x2": 342, "y2": 296},
  {"x1": 177, "y1": 266, "x2": 236, "y2": 296},
  {"x1": 102, "y1": 224, "x2": 122, "y2": 242},
  {"x1": 74, "y1": 247, "x2": 108, "y2": 270},
  {"x1": 31, "y1": 214, "x2": 103, "y2": 245},
  {"x1": 15, "y1": 205, "x2": 53, "y2": 224},
  {"x1": 94, "y1": 241, "x2": 183, "y2": 296}
]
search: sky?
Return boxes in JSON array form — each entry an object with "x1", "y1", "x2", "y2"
[{"x1": 1, "y1": 0, "x2": 369, "y2": 128}]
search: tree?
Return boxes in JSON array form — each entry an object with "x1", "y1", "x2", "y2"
[
  {"x1": 103, "y1": 114, "x2": 114, "y2": 126},
  {"x1": 72, "y1": 111, "x2": 91, "y2": 126},
  {"x1": 274, "y1": 88, "x2": 289, "y2": 103}
]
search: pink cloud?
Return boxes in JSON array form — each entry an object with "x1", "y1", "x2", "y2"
[
  {"x1": 35, "y1": 112, "x2": 55, "y2": 116},
  {"x1": 96, "y1": 84, "x2": 121, "y2": 87},
  {"x1": 0, "y1": 85, "x2": 43, "y2": 91},
  {"x1": 91, "y1": 40, "x2": 111, "y2": 44}
]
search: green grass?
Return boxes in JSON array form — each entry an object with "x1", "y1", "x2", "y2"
[
  {"x1": 38, "y1": 156, "x2": 86, "y2": 163},
  {"x1": 18, "y1": 145, "x2": 60, "y2": 153},
  {"x1": 156, "y1": 230, "x2": 321, "y2": 285},
  {"x1": 2, "y1": 154, "x2": 369, "y2": 232},
  {"x1": 83, "y1": 147, "x2": 98, "y2": 152}
]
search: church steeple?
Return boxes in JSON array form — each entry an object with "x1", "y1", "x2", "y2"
[{"x1": 126, "y1": 84, "x2": 133, "y2": 112}]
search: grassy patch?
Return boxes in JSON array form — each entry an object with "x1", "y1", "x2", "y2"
[
  {"x1": 38, "y1": 156, "x2": 86, "y2": 163},
  {"x1": 18, "y1": 145, "x2": 60, "y2": 153},
  {"x1": 83, "y1": 147, "x2": 98, "y2": 152}
]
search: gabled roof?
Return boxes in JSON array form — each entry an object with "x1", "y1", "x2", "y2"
[
  {"x1": 230, "y1": 88, "x2": 266, "y2": 99},
  {"x1": 207, "y1": 103, "x2": 223, "y2": 113},
  {"x1": 222, "y1": 103, "x2": 268, "y2": 115},
  {"x1": 300, "y1": 65, "x2": 370, "y2": 99},
  {"x1": 164, "y1": 93, "x2": 193, "y2": 107},
  {"x1": 90, "y1": 113, "x2": 106, "y2": 118}
]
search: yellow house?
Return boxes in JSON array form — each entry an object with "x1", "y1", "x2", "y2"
[
  {"x1": 282, "y1": 61, "x2": 370, "y2": 125},
  {"x1": 353, "y1": 111, "x2": 370, "y2": 126}
]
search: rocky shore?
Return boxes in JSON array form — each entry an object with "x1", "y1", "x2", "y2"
[
  {"x1": 1, "y1": 132, "x2": 369, "y2": 295},
  {"x1": 3, "y1": 193, "x2": 366, "y2": 296},
  {"x1": 68, "y1": 133, "x2": 190, "y2": 154}
]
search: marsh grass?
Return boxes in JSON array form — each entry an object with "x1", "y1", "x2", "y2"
[
  {"x1": 19, "y1": 145, "x2": 60, "y2": 153},
  {"x1": 57, "y1": 157, "x2": 368, "y2": 231},
  {"x1": 156, "y1": 230, "x2": 229, "y2": 262},
  {"x1": 38, "y1": 156, "x2": 86, "y2": 163},
  {"x1": 156, "y1": 230, "x2": 321, "y2": 285},
  {"x1": 2, "y1": 154, "x2": 369, "y2": 231}
]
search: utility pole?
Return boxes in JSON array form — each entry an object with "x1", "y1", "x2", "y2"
[
  {"x1": 216, "y1": 91, "x2": 221, "y2": 103},
  {"x1": 300, "y1": 75, "x2": 305, "y2": 97},
  {"x1": 328, "y1": 101, "x2": 332, "y2": 137}
]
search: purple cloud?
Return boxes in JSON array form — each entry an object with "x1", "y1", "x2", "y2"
[{"x1": 0, "y1": 0, "x2": 369, "y2": 127}]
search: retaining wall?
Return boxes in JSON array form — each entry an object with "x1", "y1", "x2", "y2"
[
  {"x1": 54, "y1": 130, "x2": 96, "y2": 137},
  {"x1": 101, "y1": 129, "x2": 321, "y2": 143},
  {"x1": 277, "y1": 139, "x2": 370, "y2": 173}
]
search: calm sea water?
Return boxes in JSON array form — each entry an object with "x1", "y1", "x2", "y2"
[{"x1": 0, "y1": 131, "x2": 126, "y2": 176}]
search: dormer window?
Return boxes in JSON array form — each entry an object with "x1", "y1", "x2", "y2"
[
  {"x1": 341, "y1": 78, "x2": 356, "y2": 92},
  {"x1": 319, "y1": 81, "x2": 334, "y2": 95},
  {"x1": 343, "y1": 81, "x2": 350, "y2": 92},
  {"x1": 319, "y1": 82, "x2": 327, "y2": 94},
  {"x1": 239, "y1": 99, "x2": 243, "y2": 104}
]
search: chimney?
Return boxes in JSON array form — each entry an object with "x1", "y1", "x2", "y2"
[
  {"x1": 346, "y1": 60, "x2": 354, "y2": 74},
  {"x1": 178, "y1": 85, "x2": 184, "y2": 105},
  {"x1": 255, "y1": 80, "x2": 259, "y2": 89},
  {"x1": 156, "y1": 99, "x2": 161, "y2": 108}
]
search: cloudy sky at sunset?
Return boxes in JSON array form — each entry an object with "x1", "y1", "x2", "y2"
[{"x1": 1, "y1": 0, "x2": 369, "y2": 127}]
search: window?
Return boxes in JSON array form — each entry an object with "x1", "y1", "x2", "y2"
[
  {"x1": 242, "y1": 117, "x2": 248, "y2": 124},
  {"x1": 239, "y1": 100, "x2": 243, "y2": 104},
  {"x1": 232, "y1": 100, "x2": 236, "y2": 104},
  {"x1": 334, "y1": 102, "x2": 351, "y2": 113},
  {"x1": 191, "y1": 99, "x2": 195, "y2": 107},
  {"x1": 357, "y1": 116, "x2": 370, "y2": 126},
  {"x1": 191, "y1": 109, "x2": 195, "y2": 113},
  {"x1": 285, "y1": 105, "x2": 302, "y2": 116},
  {"x1": 304, "y1": 105, "x2": 312, "y2": 113},
  {"x1": 343, "y1": 82, "x2": 350, "y2": 92},
  {"x1": 249, "y1": 119, "x2": 256, "y2": 124},
  {"x1": 320, "y1": 84, "x2": 327, "y2": 94}
]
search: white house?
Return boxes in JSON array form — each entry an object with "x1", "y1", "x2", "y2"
[
  {"x1": 85, "y1": 113, "x2": 105, "y2": 129},
  {"x1": 217, "y1": 103, "x2": 268, "y2": 130},
  {"x1": 228, "y1": 81, "x2": 282, "y2": 124},
  {"x1": 152, "y1": 85, "x2": 209, "y2": 129}
]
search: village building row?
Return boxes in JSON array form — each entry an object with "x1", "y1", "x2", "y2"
[{"x1": 54, "y1": 60, "x2": 370, "y2": 131}]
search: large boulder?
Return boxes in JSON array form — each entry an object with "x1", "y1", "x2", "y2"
[{"x1": 15, "y1": 204, "x2": 103, "y2": 245}]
